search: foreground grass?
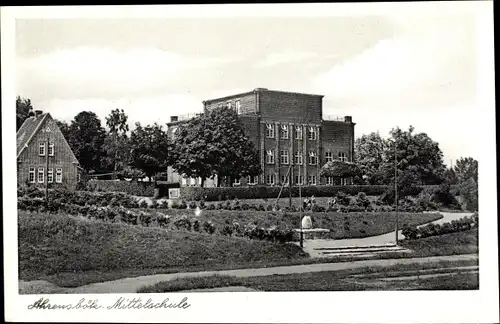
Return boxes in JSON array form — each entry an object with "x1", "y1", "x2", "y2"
[
  {"x1": 18, "y1": 213, "x2": 474, "y2": 288},
  {"x1": 400, "y1": 229, "x2": 478, "y2": 257},
  {"x1": 138, "y1": 259, "x2": 479, "y2": 292},
  {"x1": 18, "y1": 212, "x2": 307, "y2": 287},
  {"x1": 145, "y1": 209, "x2": 442, "y2": 240}
]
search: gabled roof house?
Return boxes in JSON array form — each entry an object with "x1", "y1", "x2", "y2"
[{"x1": 17, "y1": 110, "x2": 82, "y2": 189}]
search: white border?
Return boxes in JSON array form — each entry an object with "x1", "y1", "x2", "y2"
[{"x1": 2, "y1": 3, "x2": 498, "y2": 323}]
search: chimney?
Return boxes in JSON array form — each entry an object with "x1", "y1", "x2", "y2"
[
  {"x1": 34, "y1": 110, "x2": 43, "y2": 117},
  {"x1": 170, "y1": 116, "x2": 178, "y2": 122},
  {"x1": 344, "y1": 116, "x2": 353, "y2": 123}
]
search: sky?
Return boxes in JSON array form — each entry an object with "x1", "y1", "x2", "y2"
[{"x1": 14, "y1": 4, "x2": 483, "y2": 167}]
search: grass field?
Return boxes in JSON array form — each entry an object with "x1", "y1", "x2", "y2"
[
  {"x1": 18, "y1": 212, "x2": 308, "y2": 287},
  {"x1": 147, "y1": 209, "x2": 442, "y2": 239},
  {"x1": 400, "y1": 229, "x2": 478, "y2": 257},
  {"x1": 137, "y1": 259, "x2": 479, "y2": 292}
]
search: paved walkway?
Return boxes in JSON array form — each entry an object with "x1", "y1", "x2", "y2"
[
  {"x1": 63, "y1": 253, "x2": 477, "y2": 294},
  {"x1": 301, "y1": 212, "x2": 473, "y2": 252}
]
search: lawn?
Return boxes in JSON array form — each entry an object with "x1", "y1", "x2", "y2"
[
  {"x1": 18, "y1": 212, "x2": 308, "y2": 287},
  {"x1": 400, "y1": 229, "x2": 478, "y2": 257},
  {"x1": 137, "y1": 259, "x2": 479, "y2": 292},
  {"x1": 142, "y1": 209, "x2": 443, "y2": 240}
]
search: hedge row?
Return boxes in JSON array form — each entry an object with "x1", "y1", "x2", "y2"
[
  {"x1": 17, "y1": 199, "x2": 294, "y2": 243},
  {"x1": 87, "y1": 180, "x2": 155, "y2": 197},
  {"x1": 179, "y1": 185, "x2": 392, "y2": 201},
  {"x1": 402, "y1": 213, "x2": 478, "y2": 240}
]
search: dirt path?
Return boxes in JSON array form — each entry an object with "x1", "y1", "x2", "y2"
[{"x1": 28, "y1": 253, "x2": 475, "y2": 294}]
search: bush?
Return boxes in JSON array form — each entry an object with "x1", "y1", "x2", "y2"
[
  {"x1": 139, "y1": 200, "x2": 149, "y2": 209},
  {"x1": 87, "y1": 179, "x2": 155, "y2": 197},
  {"x1": 188, "y1": 201, "x2": 197, "y2": 209},
  {"x1": 403, "y1": 214, "x2": 478, "y2": 240},
  {"x1": 221, "y1": 221, "x2": 234, "y2": 236},
  {"x1": 179, "y1": 185, "x2": 391, "y2": 201},
  {"x1": 193, "y1": 219, "x2": 201, "y2": 232},
  {"x1": 156, "y1": 213, "x2": 171, "y2": 228},
  {"x1": 203, "y1": 220, "x2": 216, "y2": 234},
  {"x1": 206, "y1": 204, "x2": 216, "y2": 210},
  {"x1": 173, "y1": 216, "x2": 192, "y2": 231}
]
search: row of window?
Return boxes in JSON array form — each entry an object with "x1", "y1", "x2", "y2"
[
  {"x1": 218, "y1": 100, "x2": 242, "y2": 115},
  {"x1": 265, "y1": 150, "x2": 347, "y2": 165},
  {"x1": 233, "y1": 175, "x2": 347, "y2": 186},
  {"x1": 266, "y1": 124, "x2": 317, "y2": 140},
  {"x1": 38, "y1": 142, "x2": 55, "y2": 156},
  {"x1": 28, "y1": 167, "x2": 63, "y2": 183}
]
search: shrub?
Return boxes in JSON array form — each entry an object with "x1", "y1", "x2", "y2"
[
  {"x1": 173, "y1": 216, "x2": 192, "y2": 231},
  {"x1": 187, "y1": 201, "x2": 197, "y2": 209},
  {"x1": 241, "y1": 203, "x2": 250, "y2": 210},
  {"x1": 206, "y1": 204, "x2": 216, "y2": 210},
  {"x1": 203, "y1": 220, "x2": 216, "y2": 234},
  {"x1": 179, "y1": 185, "x2": 391, "y2": 201},
  {"x1": 139, "y1": 211, "x2": 153, "y2": 227},
  {"x1": 193, "y1": 219, "x2": 201, "y2": 232},
  {"x1": 266, "y1": 204, "x2": 274, "y2": 211},
  {"x1": 221, "y1": 221, "x2": 234, "y2": 236},
  {"x1": 87, "y1": 179, "x2": 155, "y2": 196},
  {"x1": 257, "y1": 204, "x2": 266, "y2": 211},
  {"x1": 139, "y1": 200, "x2": 149, "y2": 209},
  {"x1": 156, "y1": 213, "x2": 171, "y2": 228}
]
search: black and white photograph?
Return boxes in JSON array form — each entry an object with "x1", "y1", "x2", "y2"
[{"x1": 2, "y1": 2, "x2": 498, "y2": 323}]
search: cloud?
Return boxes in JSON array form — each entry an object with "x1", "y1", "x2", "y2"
[{"x1": 16, "y1": 46, "x2": 242, "y2": 100}]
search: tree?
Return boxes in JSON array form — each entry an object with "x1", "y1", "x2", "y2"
[
  {"x1": 454, "y1": 157, "x2": 478, "y2": 183},
  {"x1": 444, "y1": 167, "x2": 458, "y2": 185},
  {"x1": 66, "y1": 111, "x2": 107, "y2": 173},
  {"x1": 354, "y1": 132, "x2": 387, "y2": 184},
  {"x1": 128, "y1": 122, "x2": 170, "y2": 183},
  {"x1": 105, "y1": 109, "x2": 130, "y2": 177},
  {"x1": 320, "y1": 160, "x2": 362, "y2": 180},
  {"x1": 382, "y1": 126, "x2": 446, "y2": 186},
  {"x1": 16, "y1": 96, "x2": 34, "y2": 131},
  {"x1": 55, "y1": 119, "x2": 71, "y2": 139},
  {"x1": 454, "y1": 157, "x2": 478, "y2": 211},
  {"x1": 170, "y1": 107, "x2": 261, "y2": 187}
]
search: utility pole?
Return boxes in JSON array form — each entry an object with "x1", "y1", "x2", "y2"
[
  {"x1": 298, "y1": 164, "x2": 303, "y2": 248},
  {"x1": 45, "y1": 135, "x2": 50, "y2": 203},
  {"x1": 394, "y1": 138, "x2": 399, "y2": 245},
  {"x1": 289, "y1": 166, "x2": 293, "y2": 208}
]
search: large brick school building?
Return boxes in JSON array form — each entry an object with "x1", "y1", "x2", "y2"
[{"x1": 167, "y1": 88, "x2": 355, "y2": 187}]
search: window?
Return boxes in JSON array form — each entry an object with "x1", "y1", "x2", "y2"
[
  {"x1": 308, "y1": 126, "x2": 317, "y2": 140},
  {"x1": 48, "y1": 143, "x2": 55, "y2": 156},
  {"x1": 227, "y1": 101, "x2": 232, "y2": 110},
  {"x1": 309, "y1": 151, "x2": 317, "y2": 165},
  {"x1": 233, "y1": 177, "x2": 241, "y2": 185},
  {"x1": 280, "y1": 175, "x2": 290, "y2": 186},
  {"x1": 56, "y1": 168, "x2": 63, "y2": 183},
  {"x1": 39, "y1": 142, "x2": 46, "y2": 156},
  {"x1": 338, "y1": 152, "x2": 347, "y2": 162},
  {"x1": 325, "y1": 151, "x2": 333, "y2": 163},
  {"x1": 47, "y1": 168, "x2": 54, "y2": 183},
  {"x1": 325, "y1": 177, "x2": 333, "y2": 185},
  {"x1": 235, "y1": 100, "x2": 241, "y2": 114},
  {"x1": 280, "y1": 150, "x2": 289, "y2": 165},
  {"x1": 295, "y1": 175, "x2": 304, "y2": 185},
  {"x1": 266, "y1": 124, "x2": 275, "y2": 138},
  {"x1": 190, "y1": 177, "x2": 196, "y2": 186},
  {"x1": 280, "y1": 124, "x2": 289, "y2": 139},
  {"x1": 266, "y1": 149, "x2": 275, "y2": 164},
  {"x1": 295, "y1": 126, "x2": 303, "y2": 140},
  {"x1": 218, "y1": 103, "x2": 223, "y2": 109},
  {"x1": 247, "y1": 175, "x2": 258, "y2": 185},
  {"x1": 308, "y1": 175, "x2": 317, "y2": 185},
  {"x1": 37, "y1": 167, "x2": 44, "y2": 183},
  {"x1": 341, "y1": 178, "x2": 348, "y2": 186},
  {"x1": 266, "y1": 174, "x2": 275, "y2": 185},
  {"x1": 294, "y1": 151, "x2": 303, "y2": 165},
  {"x1": 181, "y1": 177, "x2": 187, "y2": 186},
  {"x1": 29, "y1": 167, "x2": 35, "y2": 183},
  {"x1": 171, "y1": 127, "x2": 178, "y2": 140}
]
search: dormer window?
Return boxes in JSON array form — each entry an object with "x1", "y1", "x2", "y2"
[
  {"x1": 235, "y1": 100, "x2": 241, "y2": 114},
  {"x1": 227, "y1": 101, "x2": 232, "y2": 110}
]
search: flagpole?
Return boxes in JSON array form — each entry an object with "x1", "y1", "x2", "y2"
[{"x1": 394, "y1": 137, "x2": 399, "y2": 245}]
